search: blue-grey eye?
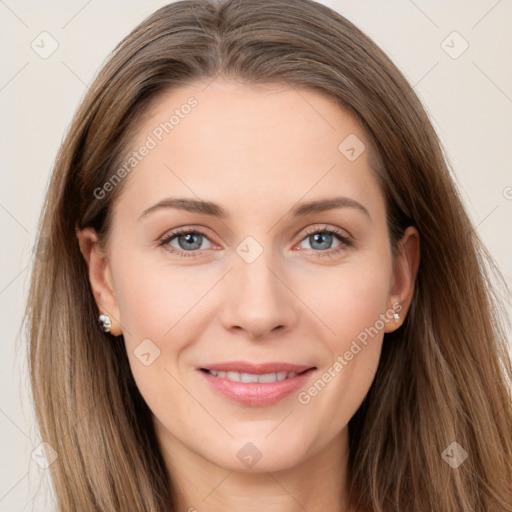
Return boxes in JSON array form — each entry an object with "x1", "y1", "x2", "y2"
[
  {"x1": 176, "y1": 232, "x2": 203, "y2": 250},
  {"x1": 301, "y1": 232, "x2": 341, "y2": 251}
]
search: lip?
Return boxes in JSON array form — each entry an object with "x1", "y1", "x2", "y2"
[{"x1": 197, "y1": 361, "x2": 317, "y2": 407}]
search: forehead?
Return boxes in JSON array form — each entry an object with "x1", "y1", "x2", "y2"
[{"x1": 114, "y1": 78, "x2": 384, "y2": 222}]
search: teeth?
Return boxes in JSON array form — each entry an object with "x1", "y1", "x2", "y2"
[
  {"x1": 241, "y1": 373, "x2": 259, "y2": 383},
  {"x1": 207, "y1": 370, "x2": 300, "y2": 383},
  {"x1": 258, "y1": 372, "x2": 277, "y2": 383},
  {"x1": 226, "y1": 371, "x2": 239, "y2": 381}
]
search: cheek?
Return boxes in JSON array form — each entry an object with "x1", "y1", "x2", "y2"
[
  {"x1": 112, "y1": 252, "x2": 210, "y2": 341},
  {"x1": 294, "y1": 255, "x2": 391, "y2": 425},
  {"x1": 301, "y1": 254, "x2": 392, "y2": 349},
  {"x1": 110, "y1": 254, "x2": 219, "y2": 398}
]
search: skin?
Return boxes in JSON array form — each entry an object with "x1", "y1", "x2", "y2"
[{"x1": 77, "y1": 78, "x2": 420, "y2": 512}]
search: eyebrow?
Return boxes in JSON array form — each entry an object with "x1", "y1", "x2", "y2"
[{"x1": 138, "y1": 196, "x2": 371, "y2": 220}]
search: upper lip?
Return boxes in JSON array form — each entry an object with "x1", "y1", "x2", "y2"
[{"x1": 199, "y1": 361, "x2": 315, "y2": 375}]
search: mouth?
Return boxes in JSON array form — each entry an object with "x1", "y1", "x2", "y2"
[{"x1": 197, "y1": 361, "x2": 317, "y2": 406}]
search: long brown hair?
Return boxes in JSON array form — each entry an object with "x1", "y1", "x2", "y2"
[{"x1": 24, "y1": 0, "x2": 512, "y2": 510}]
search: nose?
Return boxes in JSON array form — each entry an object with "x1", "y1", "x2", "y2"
[{"x1": 219, "y1": 252, "x2": 299, "y2": 340}]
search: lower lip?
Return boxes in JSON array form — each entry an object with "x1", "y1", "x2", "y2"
[{"x1": 199, "y1": 369, "x2": 316, "y2": 406}]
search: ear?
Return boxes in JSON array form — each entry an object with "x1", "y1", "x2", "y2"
[
  {"x1": 384, "y1": 226, "x2": 420, "y2": 333},
  {"x1": 75, "y1": 226, "x2": 123, "y2": 336}
]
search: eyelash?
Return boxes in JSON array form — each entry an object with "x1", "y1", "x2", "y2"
[{"x1": 158, "y1": 226, "x2": 352, "y2": 259}]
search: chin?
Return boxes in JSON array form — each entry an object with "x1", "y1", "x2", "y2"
[{"x1": 205, "y1": 435, "x2": 313, "y2": 473}]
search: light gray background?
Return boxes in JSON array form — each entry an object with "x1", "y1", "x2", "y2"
[{"x1": 1, "y1": 0, "x2": 511, "y2": 510}]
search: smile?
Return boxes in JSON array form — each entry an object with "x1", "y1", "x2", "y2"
[{"x1": 198, "y1": 362, "x2": 316, "y2": 406}]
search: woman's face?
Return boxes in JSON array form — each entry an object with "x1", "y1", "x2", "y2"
[{"x1": 82, "y1": 79, "x2": 416, "y2": 473}]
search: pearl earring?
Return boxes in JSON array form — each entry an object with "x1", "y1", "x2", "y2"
[{"x1": 99, "y1": 314, "x2": 112, "y2": 333}]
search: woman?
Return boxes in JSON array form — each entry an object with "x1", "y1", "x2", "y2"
[{"x1": 25, "y1": 0, "x2": 512, "y2": 510}]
